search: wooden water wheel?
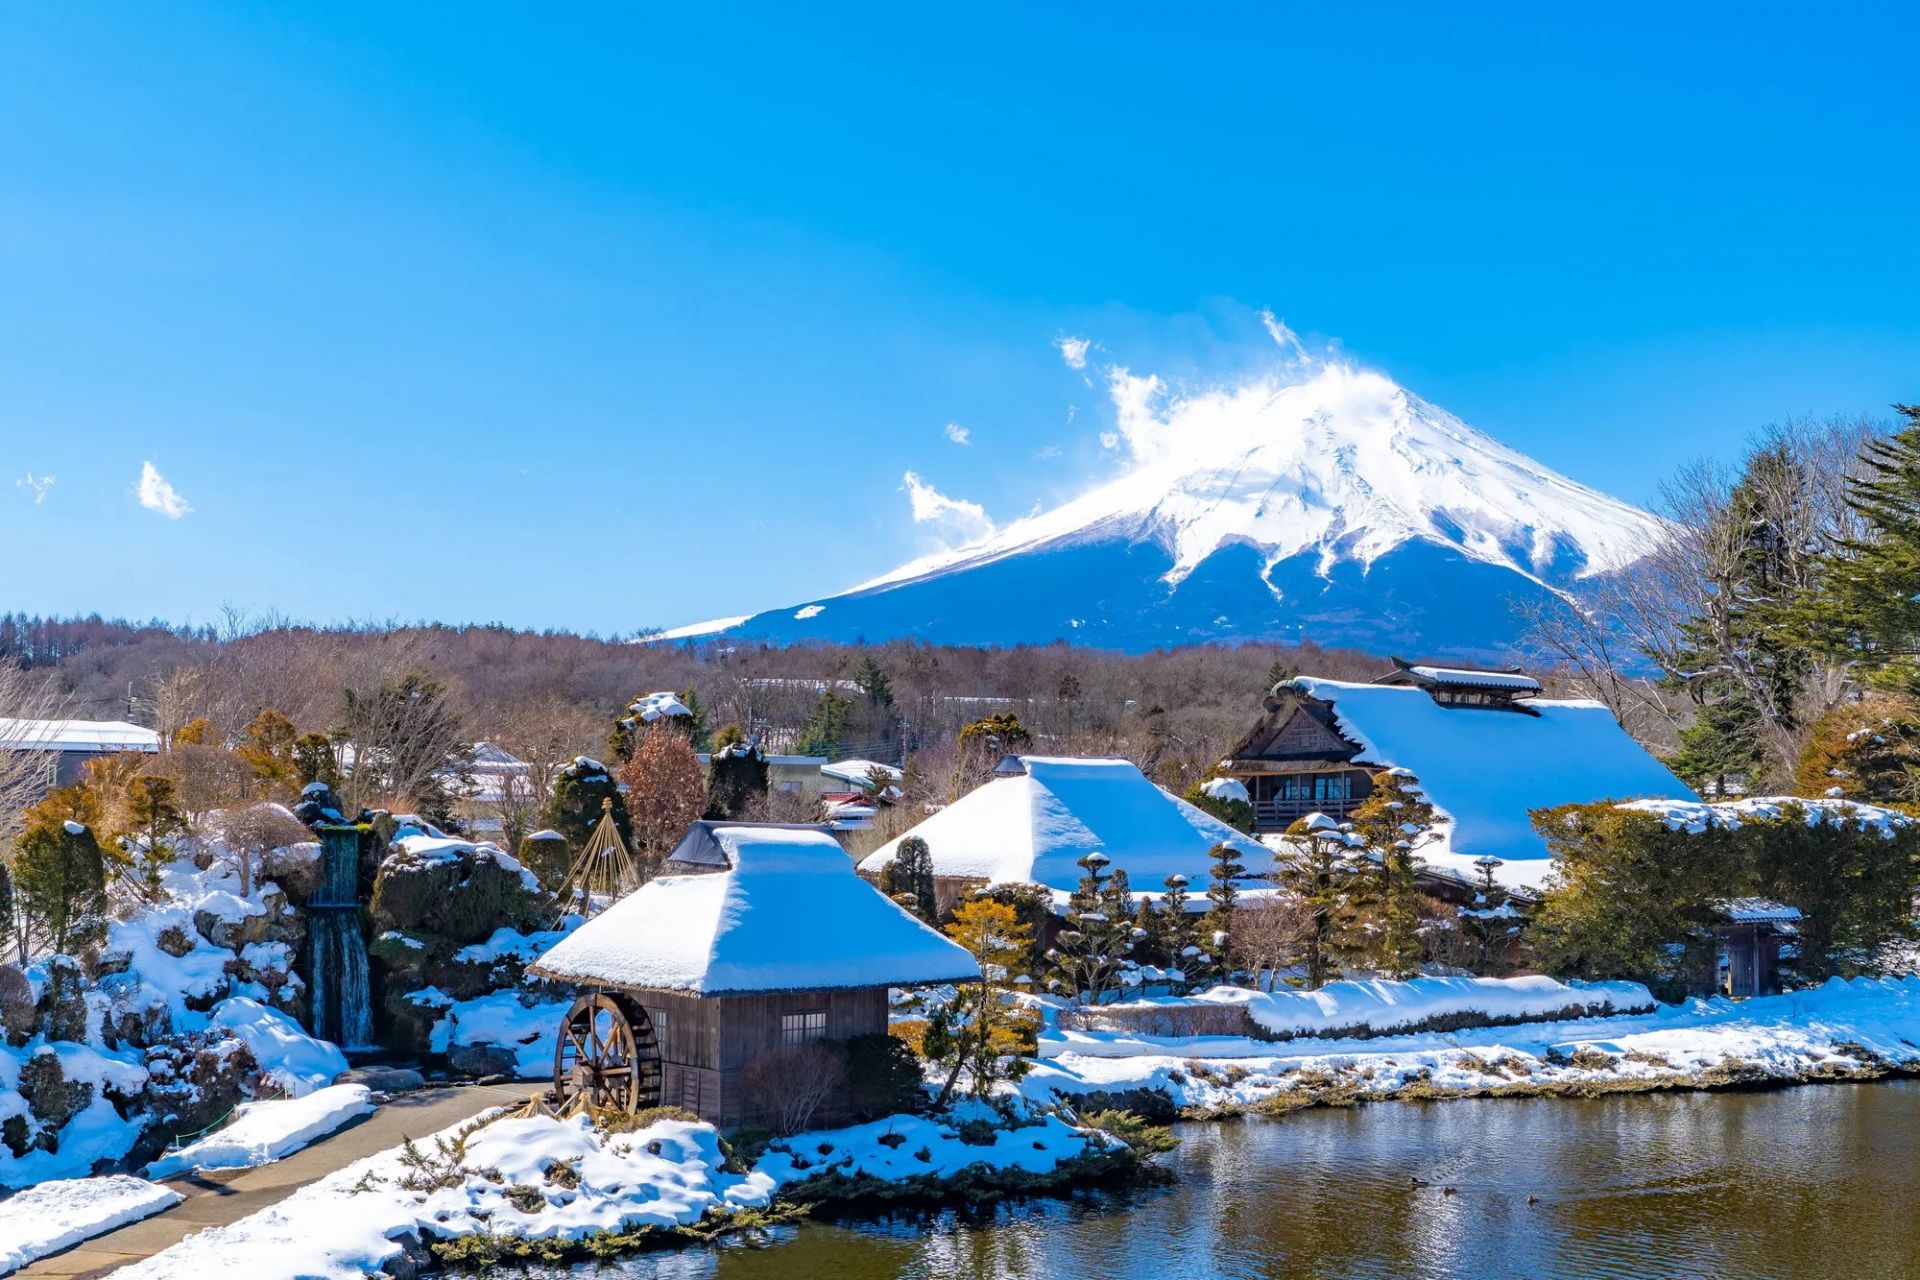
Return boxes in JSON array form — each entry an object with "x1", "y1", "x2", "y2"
[{"x1": 552, "y1": 992, "x2": 661, "y2": 1115}]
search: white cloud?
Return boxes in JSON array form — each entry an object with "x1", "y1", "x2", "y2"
[
  {"x1": 1035, "y1": 444, "x2": 1063, "y2": 460},
  {"x1": 136, "y1": 461, "x2": 191, "y2": 518},
  {"x1": 902, "y1": 471, "x2": 995, "y2": 545},
  {"x1": 16, "y1": 473, "x2": 54, "y2": 504},
  {"x1": 1055, "y1": 335, "x2": 1090, "y2": 370},
  {"x1": 944, "y1": 422, "x2": 972, "y2": 445}
]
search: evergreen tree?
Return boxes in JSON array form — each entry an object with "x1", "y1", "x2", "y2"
[
  {"x1": 1459, "y1": 857, "x2": 1521, "y2": 974},
  {"x1": 678, "y1": 686, "x2": 711, "y2": 752},
  {"x1": 704, "y1": 734, "x2": 770, "y2": 820},
  {"x1": 851, "y1": 655, "x2": 895, "y2": 711},
  {"x1": 1155, "y1": 872, "x2": 1202, "y2": 993},
  {"x1": 292, "y1": 732, "x2": 339, "y2": 789},
  {"x1": 124, "y1": 774, "x2": 186, "y2": 897},
  {"x1": 1273, "y1": 815, "x2": 1358, "y2": 990},
  {"x1": 236, "y1": 709, "x2": 299, "y2": 796},
  {"x1": 1661, "y1": 443, "x2": 1821, "y2": 788},
  {"x1": 793, "y1": 690, "x2": 855, "y2": 758},
  {"x1": 1045, "y1": 853, "x2": 1135, "y2": 1004},
  {"x1": 1802, "y1": 405, "x2": 1920, "y2": 692},
  {"x1": 1793, "y1": 695, "x2": 1920, "y2": 804},
  {"x1": 1349, "y1": 771, "x2": 1434, "y2": 979},
  {"x1": 1183, "y1": 777, "x2": 1255, "y2": 833},
  {"x1": 543, "y1": 756, "x2": 632, "y2": 850},
  {"x1": 13, "y1": 817, "x2": 107, "y2": 955},
  {"x1": 878, "y1": 835, "x2": 939, "y2": 926},
  {"x1": 1265, "y1": 659, "x2": 1300, "y2": 692},
  {"x1": 1200, "y1": 841, "x2": 1246, "y2": 984}
]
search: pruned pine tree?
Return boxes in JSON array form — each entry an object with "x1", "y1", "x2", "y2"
[
  {"x1": 878, "y1": 835, "x2": 939, "y2": 926},
  {"x1": 926, "y1": 898, "x2": 1039, "y2": 1106},
  {"x1": 1348, "y1": 770, "x2": 1435, "y2": 979},
  {"x1": 1460, "y1": 856, "x2": 1521, "y2": 973},
  {"x1": 1274, "y1": 814, "x2": 1359, "y2": 990},
  {"x1": 1156, "y1": 872, "x2": 1202, "y2": 994},
  {"x1": 1045, "y1": 852, "x2": 1135, "y2": 1005},
  {"x1": 543, "y1": 756, "x2": 631, "y2": 850},
  {"x1": 1200, "y1": 841, "x2": 1246, "y2": 985}
]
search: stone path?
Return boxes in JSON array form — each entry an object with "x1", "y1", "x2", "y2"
[{"x1": 17, "y1": 1081, "x2": 541, "y2": 1280}]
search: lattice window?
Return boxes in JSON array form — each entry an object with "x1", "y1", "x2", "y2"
[{"x1": 781, "y1": 1011, "x2": 827, "y2": 1046}]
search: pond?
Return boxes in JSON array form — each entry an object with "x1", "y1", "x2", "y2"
[{"x1": 494, "y1": 1081, "x2": 1920, "y2": 1279}]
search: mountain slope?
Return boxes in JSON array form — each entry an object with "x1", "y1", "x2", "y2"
[{"x1": 675, "y1": 364, "x2": 1660, "y2": 658}]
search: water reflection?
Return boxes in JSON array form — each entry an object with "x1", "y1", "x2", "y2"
[{"x1": 486, "y1": 1081, "x2": 1920, "y2": 1280}]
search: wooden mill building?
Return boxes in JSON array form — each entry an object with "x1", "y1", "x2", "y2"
[{"x1": 529, "y1": 821, "x2": 979, "y2": 1128}]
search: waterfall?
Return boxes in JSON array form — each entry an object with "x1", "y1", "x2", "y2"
[{"x1": 309, "y1": 825, "x2": 375, "y2": 1051}]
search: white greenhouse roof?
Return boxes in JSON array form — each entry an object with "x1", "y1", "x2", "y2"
[
  {"x1": 1287, "y1": 678, "x2": 1695, "y2": 890},
  {"x1": 0, "y1": 719, "x2": 160, "y2": 753},
  {"x1": 529, "y1": 826, "x2": 980, "y2": 995},
  {"x1": 859, "y1": 756, "x2": 1270, "y2": 893},
  {"x1": 822, "y1": 758, "x2": 904, "y2": 787}
]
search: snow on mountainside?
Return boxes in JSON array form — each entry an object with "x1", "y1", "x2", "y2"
[{"x1": 671, "y1": 362, "x2": 1662, "y2": 658}]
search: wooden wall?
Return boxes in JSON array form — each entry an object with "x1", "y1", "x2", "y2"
[{"x1": 627, "y1": 986, "x2": 890, "y2": 1129}]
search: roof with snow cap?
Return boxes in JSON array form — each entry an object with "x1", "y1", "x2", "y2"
[
  {"x1": 1282, "y1": 678, "x2": 1695, "y2": 890},
  {"x1": 0, "y1": 718, "x2": 160, "y2": 753},
  {"x1": 859, "y1": 756, "x2": 1269, "y2": 894},
  {"x1": 530, "y1": 825, "x2": 980, "y2": 995}
]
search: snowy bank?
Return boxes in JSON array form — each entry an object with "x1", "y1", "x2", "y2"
[
  {"x1": 117, "y1": 1107, "x2": 1140, "y2": 1278},
  {"x1": 1047, "y1": 976, "x2": 1654, "y2": 1054},
  {"x1": 145, "y1": 1085, "x2": 373, "y2": 1178},
  {"x1": 1024, "y1": 975, "x2": 1920, "y2": 1116},
  {"x1": 0, "y1": 1175, "x2": 181, "y2": 1275}
]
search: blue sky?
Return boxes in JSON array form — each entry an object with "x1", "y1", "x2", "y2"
[{"x1": 2, "y1": 3, "x2": 1915, "y2": 634}]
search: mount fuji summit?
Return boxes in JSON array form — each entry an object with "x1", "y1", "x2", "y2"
[{"x1": 675, "y1": 364, "x2": 1661, "y2": 659}]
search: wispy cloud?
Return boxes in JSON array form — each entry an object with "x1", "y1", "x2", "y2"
[
  {"x1": 1035, "y1": 444, "x2": 1063, "y2": 460},
  {"x1": 1055, "y1": 335, "x2": 1090, "y2": 370},
  {"x1": 16, "y1": 473, "x2": 54, "y2": 504},
  {"x1": 943, "y1": 422, "x2": 971, "y2": 445},
  {"x1": 902, "y1": 471, "x2": 995, "y2": 545},
  {"x1": 136, "y1": 462, "x2": 191, "y2": 518}
]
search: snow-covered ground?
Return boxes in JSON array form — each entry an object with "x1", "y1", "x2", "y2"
[
  {"x1": 427, "y1": 988, "x2": 573, "y2": 1078},
  {"x1": 0, "y1": 1175, "x2": 181, "y2": 1276},
  {"x1": 146, "y1": 1084, "x2": 374, "y2": 1178},
  {"x1": 115, "y1": 1106, "x2": 1124, "y2": 1280},
  {"x1": 1025, "y1": 975, "x2": 1920, "y2": 1112},
  {"x1": 1, "y1": 852, "x2": 348, "y2": 1189}
]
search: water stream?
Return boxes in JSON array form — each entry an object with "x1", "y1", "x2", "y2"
[
  {"x1": 492, "y1": 1080, "x2": 1920, "y2": 1280},
  {"x1": 308, "y1": 824, "x2": 375, "y2": 1050}
]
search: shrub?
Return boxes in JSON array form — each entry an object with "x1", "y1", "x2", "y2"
[
  {"x1": 887, "y1": 1018, "x2": 931, "y2": 1057},
  {"x1": 369, "y1": 843, "x2": 542, "y2": 946},
  {"x1": 841, "y1": 1033, "x2": 927, "y2": 1121},
  {"x1": 596, "y1": 1105, "x2": 702, "y2": 1134},
  {"x1": 740, "y1": 1042, "x2": 846, "y2": 1135},
  {"x1": 515, "y1": 831, "x2": 572, "y2": 897},
  {"x1": 1078, "y1": 1108, "x2": 1180, "y2": 1155},
  {"x1": 0, "y1": 965, "x2": 33, "y2": 1048}
]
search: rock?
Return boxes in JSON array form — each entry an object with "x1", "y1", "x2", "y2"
[
  {"x1": 379, "y1": 1230, "x2": 433, "y2": 1280},
  {"x1": 448, "y1": 1043, "x2": 520, "y2": 1078},
  {"x1": 335, "y1": 1065, "x2": 426, "y2": 1092}
]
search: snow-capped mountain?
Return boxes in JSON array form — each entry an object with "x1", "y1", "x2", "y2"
[{"x1": 669, "y1": 363, "x2": 1660, "y2": 658}]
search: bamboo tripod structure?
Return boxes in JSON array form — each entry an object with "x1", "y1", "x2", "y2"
[{"x1": 553, "y1": 797, "x2": 641, "y2": 923}]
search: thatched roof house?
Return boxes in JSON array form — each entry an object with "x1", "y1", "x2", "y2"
[
  {"x1": 859, "y1": 756, "x2": 1269, "y2": 907},
  {"x1": 530, "y1": 822, "x2": 977, "y2": 1127}
]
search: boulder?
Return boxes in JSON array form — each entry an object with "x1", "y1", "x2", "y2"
[
  {"x1": 447, "y1": 1043, "x2": 520, "y2": 1079},
  {"x1": 334, "y1": 1065, "x2": 427, "y2": 1093}
]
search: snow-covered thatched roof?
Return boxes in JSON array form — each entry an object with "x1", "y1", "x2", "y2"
[
  {"x1": 1285, "y1": 677, "x2": 1696, "y2": 890},
  {"x1": 528, "y1": 826, "x2": 980, "y2": 996},
  {"x1": 858, "y1": 756, "x2": 1269, "y2": 895}
]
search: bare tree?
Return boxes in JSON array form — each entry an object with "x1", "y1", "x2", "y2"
[
  {"x1": 0, "y1": 666, "x2": 65, "y2": 851},
  {"x1": 215, "y1": 804, "x2": 312, "y2": 898},
  {"x1": 618, "y1": 725, "x2": 707, "y2": 875},
  {"x1": 1229, "y1": 896, "x2": 1316, "y2": 992}
]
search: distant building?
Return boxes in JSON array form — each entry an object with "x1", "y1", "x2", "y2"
[
  {"x1": 1219, "y1": 663, "x2": 1695, "y2": 891},
  {"x1": 0, "y1": 718, "x2": 160, "y2": 791}
]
